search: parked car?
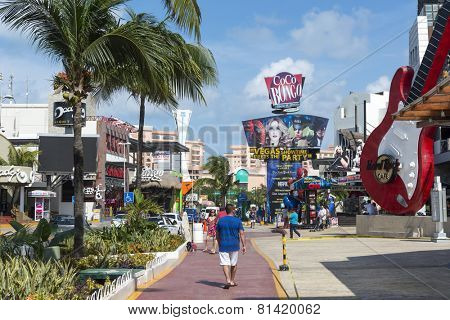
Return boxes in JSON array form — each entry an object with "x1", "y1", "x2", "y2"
[
  {"x1": 49, "y1": 215, "x2": 90, "y2": 231},
  {"x1": 147, "y1": 216, "x2": 179, "y2": 235},
  {"x1": 111, "y1": 214, "x2": 128, "y2": 227},
  {"x1": 162, "y1": 213, "x2": 183, "y2": 235}
]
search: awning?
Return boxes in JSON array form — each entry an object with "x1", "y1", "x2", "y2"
[
  {"x1": 28, "y1": 190, "x2": 57, "y2": 198},
  {"x1": 106, "y1": 161, "x2": 137, "y2": 169},
  {"x1": 129, "y1": 138, "x2": 189, "y2": 153},
  {"x1": 393, "y1": 76, "x2": 450, "y2": 127}
]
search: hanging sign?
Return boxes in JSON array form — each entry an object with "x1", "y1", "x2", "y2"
[{"x1": 53, "y1": 102, "x2": 86, "y2": 127}]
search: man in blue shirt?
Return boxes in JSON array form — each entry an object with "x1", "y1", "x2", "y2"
[
  {"x1": 216, "y1": 204, "x2": 246, "y2": 289},
  {"x1": 289, "y1": 208, "x2": 301, "y2": 239}
]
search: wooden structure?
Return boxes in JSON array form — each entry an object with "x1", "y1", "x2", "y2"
[{"x1": 393, "y1": 76, "x2": 450, "y2": 127}]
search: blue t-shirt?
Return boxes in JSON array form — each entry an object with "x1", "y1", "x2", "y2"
[
  {"x1": 216, "y1": 216, "x2": 244, "y2": 252},
  {"x1": 289, "y1": 212, "x2": 299, "y2": 225}
]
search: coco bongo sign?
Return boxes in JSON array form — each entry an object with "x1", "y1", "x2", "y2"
[{"x1": 264, "y1": 72, "x2": 305, "y2": 110}]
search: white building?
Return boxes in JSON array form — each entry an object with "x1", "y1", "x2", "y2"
[
  {"x1": 333, "y1": 92, "x2": 390, "y2": 146},
  {"x1": 409, "y1": 15, "x2": 429, "y2": 73}
]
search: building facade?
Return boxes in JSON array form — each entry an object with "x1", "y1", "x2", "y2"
[{"x1": 185, "y1": 140, "x2": 204, "y2": 181}]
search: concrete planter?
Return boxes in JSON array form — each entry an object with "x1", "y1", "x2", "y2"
[
  {"x1": 356, "y1": 215, "x2": 450, "y2": 238},
  {"x1": 88, "y1": 241, "x2": 187, "y2": 300}
]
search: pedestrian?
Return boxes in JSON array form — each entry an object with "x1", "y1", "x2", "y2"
[
  {"x1": 203, "y1": 209, "x2": 217, "y2": 253},
  {"x1": 250, "y1": 207, "x2": 256, "y2": 229},
  {"x1": 282, "y1": 209, "x2": 289, "y2": 229},
  {"x1": 289, "y1": 209, "x2": 301, "y2": 239},
  {"x1": 216, "y1": 204, "x2": 246, "y2": 289}
]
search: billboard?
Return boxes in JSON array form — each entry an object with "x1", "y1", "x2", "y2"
[
  {"x1": 53, "y1": 102, "x2": 86, "y2": 127},
  {"x1": 266, "y1": 160, "x2": 302, "y2": 217},
  {"x1": 243, "y1": 114, "x2": 328, "y2": 149},
  {"x1": 38, "y1": 135, "x2": 98, "y2": 174},
  {"x1": 264, "y1": 72, "x2": 305, "y2": 110}
]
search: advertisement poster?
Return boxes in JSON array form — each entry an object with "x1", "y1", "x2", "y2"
[
  {"x1": 243, "y1": 114, "x2": 328, "y2": 149},
  {"x1": 264, "y1": 72, "x2": 305, "y2": 109},
  {"x1": 266, "y1": 160, "x2": 302, "y2": 217},
  {"x1": 249, "y1": 147, "x2": 318, "y2": 161}
]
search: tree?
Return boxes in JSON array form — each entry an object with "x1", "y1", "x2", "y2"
[
  {"x1": 195, "y1": 156, "x2": 238, "y2": 207},
  {"x1": 125, "y1": 189, "x2": 162, "y2": 227},
  {"x1": 0, "y1": 0, "x2": 202, "y2": 257},
  {"x1": 0, "y1": 145, "x2": 40, "y2": 208},
  {"x1": 248, "y1": 184, "x2": 267, "y2": 208},
  {"x1": 99, "y1": 12, "x2": 217, "y2": 192}
]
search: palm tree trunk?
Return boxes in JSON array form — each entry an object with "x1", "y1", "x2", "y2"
[
  {"x1": 135, "y1": 95, "x2": 146, "y2": 192},
  {"x1": 73, "y1": 101, "x2": 85, "y2": 258}
]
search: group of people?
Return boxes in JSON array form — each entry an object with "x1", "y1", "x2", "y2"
[{"x1": 200, "y1": 204, "x2": 246, "y2": 289}]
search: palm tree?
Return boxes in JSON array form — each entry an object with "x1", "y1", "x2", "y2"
[
  {"x1": 195, "y1": 156, "x2": 237, "y2": 207},
  {"x1": 0, "y1": 145, "x2": 40, "y2": 208},
  {"x1": 99, "y1": 12, "x2": 217, "y2": 191},
  {"x1": 125, "y1": 189, "x2": 162, "y2": 227},
  {"x1": 0, "y1": 0, "x2": 206, "y2": 257}
]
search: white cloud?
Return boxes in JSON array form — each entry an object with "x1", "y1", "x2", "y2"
[
  {"x1": 254, "y1": 14, "x2": 285, "y2": 26},
  {"x1": 290, "y1": 9, "x2": 369, "y2": 59},
  {"x1": 244, "y1": 57, "x2": 315, "y2": 98},
  {"x1": 366, "y1": 75, "x2": 390, "y2": 93}
]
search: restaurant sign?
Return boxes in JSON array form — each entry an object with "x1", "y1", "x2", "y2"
[
  {"x1": 140, "y1": 167, "x2": 164, "y2": 182},
  {"x1": 0, "y1": 166, "x2": 34, "y2": 185}
]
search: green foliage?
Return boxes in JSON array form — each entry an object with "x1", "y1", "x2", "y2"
[
  {"x1": 0, "y1": 256, "x2": 80, "y2": 300},
  {"x1": 0, "y1": 219, "x2": 74, "y2": 260},
  {"x1": 247, "y1": 184, "x2": 267, "y2": 207},
  {"x1": 125, "y1": 190, "x2": 163, "y2": 226},
  {"x1": 74, "y1": 253, "x2": 155, "y2": 270},
  {"x1": 0, "y1": 145, "x2": 40, "y2": 167},
  {"x1": 196, "y1": 156, "x2": 238, "y2": 206}
]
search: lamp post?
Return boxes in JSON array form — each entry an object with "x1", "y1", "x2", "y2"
[{"x1": 118, "y1": 141, "x2": 131, "y2": 206}]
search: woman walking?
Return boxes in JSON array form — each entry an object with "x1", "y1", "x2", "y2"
[{"x1": 203, "y1": 210, "x2": 218, "y2": 253}]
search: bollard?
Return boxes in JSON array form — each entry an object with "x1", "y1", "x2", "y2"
[{"x1": 272, "y1": 228, "x2": 289, "y2": 271}]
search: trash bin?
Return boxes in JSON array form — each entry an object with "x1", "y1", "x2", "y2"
[{"x1": 193, "y1": 222, "x2": 204, "y2": 243}]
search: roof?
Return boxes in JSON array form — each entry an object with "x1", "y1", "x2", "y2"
[
  {"x1": 129, "y1": 138, "x2": 189, "y2": 153},
  {"x1": 392, "y1": 76, "x2": 450, "y2": 127}
]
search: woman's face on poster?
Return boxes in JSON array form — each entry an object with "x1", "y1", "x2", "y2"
[{"x1": 268, "y1": 120, "x2": 281, "y2": 145}]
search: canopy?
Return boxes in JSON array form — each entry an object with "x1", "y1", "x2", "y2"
[
  {"x1": 28, "y1": 190, "x2": 57, "y2": 198},
  {"x1": 293, "y1": 176, "x2": 334, "y2": 190},
  {"x1": 393, "y1": 76, "x2": 450, "y2": 127}
]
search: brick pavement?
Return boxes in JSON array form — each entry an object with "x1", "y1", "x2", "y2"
[{"x1": 136, "y1": 230, "x2": 281, "y2": 300}]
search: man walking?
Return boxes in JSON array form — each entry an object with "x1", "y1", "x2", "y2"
[{"x1": 216, "y1": 204, "x2": 246, "y2": 289}]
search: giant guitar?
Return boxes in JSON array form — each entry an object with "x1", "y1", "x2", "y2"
[{"x1": 360, "y1": 2, "x2": 450, "y2": 215}]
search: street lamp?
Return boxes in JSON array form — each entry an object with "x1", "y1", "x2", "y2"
[{"x1": 118, "y1": 142, "x2": 131, "y2": 204}]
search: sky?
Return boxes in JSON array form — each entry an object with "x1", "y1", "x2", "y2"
[{"x1": 0, "y1": 0, "x2": 418, "y2": 157}]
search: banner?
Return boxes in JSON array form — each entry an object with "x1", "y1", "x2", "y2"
[
  {"x1": 243, "y1": 114, "x2": 328, "y2": 149},
  {"x1": 249, "y1": 147, "x2": 318, "y2": 162},
  {"x1": 264, "y1": 72, "x2": 304, "y2": 109},
  {"x1": 173, "y1": 109, "x2": 192, "y2": 182},
  {"x1": 266, "y1": 160, "x2": 302, "y2": 217}
]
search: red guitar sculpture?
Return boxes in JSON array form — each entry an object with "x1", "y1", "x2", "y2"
[{"x1": 361, "y1": 2, "x2": 449, "y2": 215}]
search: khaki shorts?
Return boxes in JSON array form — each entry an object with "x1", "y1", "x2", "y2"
[{"x1": 219, "y1": 251, "x2": 239, "y2": 266}]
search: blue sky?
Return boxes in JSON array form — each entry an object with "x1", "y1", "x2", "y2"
[{"x1": 0, "y1": 0, "x2": 417, "y2": 156}]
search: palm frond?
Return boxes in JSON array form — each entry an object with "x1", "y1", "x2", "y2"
[{"x1": 162, "y1": 0, "x2": 201, "y2": 41}]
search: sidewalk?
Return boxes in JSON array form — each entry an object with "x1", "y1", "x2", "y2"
[
  {"x1": 134, "y1": 228, "x2": 282, "y2": 300},
  {"x1": 254, "y1": 226, "x2": 450, "y2": 299}
]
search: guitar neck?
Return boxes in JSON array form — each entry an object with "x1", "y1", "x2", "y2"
[{"x1": 407, "y1": 1, "x2": 450, "y2": 104}]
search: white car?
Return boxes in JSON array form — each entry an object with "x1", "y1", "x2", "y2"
[
  {"x1": 163, "y1": 213, "x2": 184, "y2": 235},
  {"x1": 147, "y1": 216, "x2": 179, "y2": 235},
  {"x1": 112, "y1": 214, "x2": 127, "y2": 227}
]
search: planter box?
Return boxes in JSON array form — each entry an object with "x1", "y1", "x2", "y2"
[{"x1": 86, "y1": 241, "x2": 187, "y2": 300}]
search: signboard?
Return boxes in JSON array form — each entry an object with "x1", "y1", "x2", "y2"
[
  {"x1": 266, "y1": 160, "x2": 302, "y2": 217},
  {"x1": 264, "y1": 72, "x2": 305, "y2": 110},
  {"x1": 0, "y1": 166, "x2": 34, "y2": 185},
  {"x1": 38, "y1": 135, "x2": 98, "y2": 174},
  {"x1": 293, "y1": 176, "x2": 333, "y2": 190},
  {"x1": 243, "y1": 114, "x2": 328, "y2": 149},
  {"x1": 53, "y1": 102, "x2": 86, "y2": 127},
  {"x1": 181, "y1": 182, "x2": 193, "y2": 195},
  {"x1": 35, "y1": 198, "x2": 44, "y2": 220},
  {"x1": 185, "y1": 193, "x2": 198, "y2": 202},
  {"x1": 249, "y1": 147, "x2": 318, "y2": 162},
  {"x1": 140, "y1": 167, "x2": 164, "y2": 182},
  {"x1": 124, "y1": 192, "x2": 134, "y2": 204}
]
